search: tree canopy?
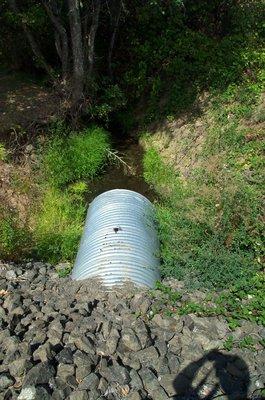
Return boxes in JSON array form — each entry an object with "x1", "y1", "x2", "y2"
[{"x1": 0, "y1": 0, "x2": 264, "y2": 120}]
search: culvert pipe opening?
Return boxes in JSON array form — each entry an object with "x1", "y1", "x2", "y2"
[{"x1": 71, "y1": 189, "x2": 160, "y2": 288}]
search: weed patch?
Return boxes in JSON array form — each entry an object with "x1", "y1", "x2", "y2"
[
  {"x1": 30, "y1": 124, "x2": 111, "y2": 263},
  {"x1": 43, "y1": 125, "x2": 110, "y2": 188},
  {"x1": 153, "y1": 271, "x2": 265, "y2": 327},
  {"x1": 142, "y1": 77, "x2": 264, "y2": 291},
  {"x1": 0, "y1": 207, "x2": 31, "y2": 260},
  {"x1": 33, "y1": 187, "x2": 86, "y2": 263}
]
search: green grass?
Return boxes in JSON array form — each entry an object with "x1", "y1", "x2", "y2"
[
  {"x1": 0, "y1": 124, "x2": 111, "y2": 264},
  {"x1": 33, "y1": 186, "x2": 86, "y2": 263},
  {"x1": 0, "y1": 143, "x2": 7, "y2": 161},
  {"x1": 43, "y1": 125, "x2": 110, "y2": 188},
  {"x1": 31, "y1": 124, "x2": 111, "y2": 263},
  {"x1": 0, "y1": 207, "x2": 31, "y2": 260},
  {"x1": 142, "y1": 76, "x2": 264, "y2": 291}
]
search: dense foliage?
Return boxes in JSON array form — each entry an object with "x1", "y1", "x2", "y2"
[{"x1": 0, "y1": 0, "x2": 263, "y2": 122}]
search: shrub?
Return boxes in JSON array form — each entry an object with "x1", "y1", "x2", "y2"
[{"x1": 43, "y1": 125, "x2": 110, "y2": 187}]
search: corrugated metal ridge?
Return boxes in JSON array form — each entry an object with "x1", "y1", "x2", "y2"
[{"x1": 71, "y1": 189, "x2": 160, "y2": 288}]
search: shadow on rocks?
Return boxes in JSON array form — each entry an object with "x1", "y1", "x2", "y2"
[{"x1": 172, "y1": 349, "x2": 261, "y2": 400}]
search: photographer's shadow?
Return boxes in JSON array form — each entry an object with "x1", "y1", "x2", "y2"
[{"x1": 173, "y1": 349, "x2": 251, "y2": 399}]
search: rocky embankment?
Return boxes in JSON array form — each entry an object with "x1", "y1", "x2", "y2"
[{"x1": 0, "y1": 262, "x2": 264, "y2": 400}]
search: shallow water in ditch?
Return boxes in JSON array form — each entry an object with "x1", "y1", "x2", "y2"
[{"x1": 86, "y1": 134, "x2": 158, "y2": 204}]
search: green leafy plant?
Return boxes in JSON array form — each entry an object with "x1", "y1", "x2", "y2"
[
  {"x1": 57, "y1": 265, "x2": 72, "y2": 278},
  {"x1": 155, "y1": 272, "x2": 265, "y2": 326},
  {"x1": 239, "y1": 336, "x2": 255, "y2": 350},
  {"x1": 223, "y1": 335, "x2": 234, "y2": 351},
  {"x1": 155, "y1": 281, "x2": 182, "y2": 303}
]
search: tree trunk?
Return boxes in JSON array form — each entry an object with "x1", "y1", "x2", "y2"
[
  {"x1": 8, "y1": 0, "x2": 55, "y2": 79},
  {"x1": 68, "y1": 0, "x2": 84, "y2": 105},
  {"x1": 108, "y1": 0, "x2": 122, "y2": 80},
  {"x1": 87, "y1": 0, "x2": 101, "y2": 79},
  {"x1": 42, "y1": 0, "x2": 69, "y2": 81}
]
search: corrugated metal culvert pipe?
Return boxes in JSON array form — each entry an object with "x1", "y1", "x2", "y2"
[{"x1": 71, "y1": 189, "x2": 160, "y2": 288}]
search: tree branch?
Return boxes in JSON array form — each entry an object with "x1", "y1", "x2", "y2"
[
  {"x1": 8, "y1": 0, "x2": 55, "y2": 79},
  {"x1": 87, "y1": 0, "x2": 101, "y2": 79},
  {"x1": 108, "y1": 0, "x2": 122, "y2": 80},
  {"x1": 42, "y1": 0, "x2": 69, "y2": 80}
]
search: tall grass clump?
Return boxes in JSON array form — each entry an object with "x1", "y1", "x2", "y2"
[
  {"x1": 0, "y1": 206, "x2": 31, "y2": 260},
  {"x1": 32, "y1": 123, "x2": 111, "y2": 263},
  {"x1": 43, "y1": 125, "x2": 110, "y2": 187},
  {"x1": 33, "y1": 186, "x2": 86, "y2": 263}
]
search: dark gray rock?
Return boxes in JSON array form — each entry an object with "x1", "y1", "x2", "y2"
[
  {"x1": 152, "y1": 314, "x2": 183, "y2": 333},
  {"x1": 138, "y1": 368, "x2": 169, "y2": 399},
  {"x1": 78, "y1": 372, "x2": 99, "y2": 390},
  {"x1": 133, "y1": 346, "x2": 159, "y2": 368},
  {"x1": 51, "y1": 388, "x2": 65, "y2": 400},
  {"x1": 18, "y1": 386, "x2": 51, "y2": 399},
  {"x1": 53, "y1": 377, "x2": 72, "y2": 398},
  {"x1": 155, "y1": 340, "x2": 168, "y2": 356},
  {"x1": 88, "y1": 388, "x2": 101, "y2": 400},
  {"x1": 151, "y1": 326, "x2": 175, "y2": 342},
  {"x1": 129, "y1": 370, "x2": 143, "y2": 391},
  {"x1": 69, "y1": 391, "x2": 89, "y2": 400},
  {"x1": 9, "y1": 358, "x2": 31, "y2": 378},
  {"x1": 100, "y1": 359, "x2": 130, "y2": 385},
  {"x1": 74, "y1": 351, "x2": 93, "y2": 382},
  {"x1": 158, "y1": 373, "x2": 178, "y2": 396},
  {"x1": 73, "y1": 337, "x2": 95, "y2": 355},
  {"x1": 106, "y1": 327, "x2": 120, "y2": 354},
  {"x1": 23, "y1": 362, "x2": 55, "y2": 387},
  {"x1": 5, "y1": 270, "x2": 17, "y2": 280},
  {"x1": 0, "y1": 373, "x2": 14, "y2": 390},
  {"x1": 56, "y1": 347, "x2": 74, "y2": 364},
  {"x1": 131, "y1": 319, "x2": 151, "y2": 348},
  {"x1": 57, "y1": 363, "x2": 75, "y2": 382},
  {"x1": 167, "y1": 334, "x2": 182, "y2": 355},
  {"x1": 33, "y1": 342, "x2": 53, "y2": 362},
  {"x1": 156, "y1": 356, "x2": 170, "y2": 375},
  {"x1": 118, "y1": 353, "x2": 141, "y2": 371},
  {"x1": 28, "y1": 330, "x2": 47, "y2": 346},
  {"x1": 98, "y1": 377, "x2": 108, "y2": 394},
  {"x1": 130, "y1": 293, "x2": 151, "y2": 314},
  {"x1": 167, "y1": 352, "x2": 181, "y2": 374},
  {"x1": 126, "y1": 392, "x2": 142, "y2": 400},
  {"x1": 121, "y1": 328, "x2": 142, "y2": 352}
]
